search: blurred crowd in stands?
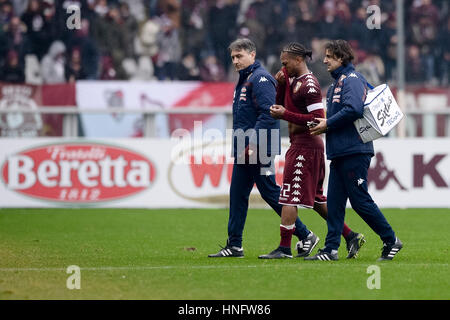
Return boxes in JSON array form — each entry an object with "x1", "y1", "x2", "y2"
[{"x1": 0, "y1": 0, "x2": 448, "y2": 87}]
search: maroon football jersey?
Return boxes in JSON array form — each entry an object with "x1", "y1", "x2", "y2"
[
  {"x1": 279, "y1": 72, "x2": 324, "y2": 148},
  {"x1": 287, "y1": 72, "x2": 323, "y2": 119}
]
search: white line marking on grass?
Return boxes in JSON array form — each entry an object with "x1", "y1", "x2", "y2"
[{"x1": 0, "y1": 263, "x2": 448, "y2": 272}]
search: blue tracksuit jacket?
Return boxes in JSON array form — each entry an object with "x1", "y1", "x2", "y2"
[
  {"x1": 325, "y1": 63, "x2": 374, "y2": 160},
  {"x1": 231, "y1": 60, "x2": 280, "y2": 160}
]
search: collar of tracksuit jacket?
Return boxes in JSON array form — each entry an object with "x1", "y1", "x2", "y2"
[
  {"x1": 238, "y1": 60, "x2": 261, "y2": 83},
  {"x1": 330, "y1": 63, "x2": 355, "y2": 80}
]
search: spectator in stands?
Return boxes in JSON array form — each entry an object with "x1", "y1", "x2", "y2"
[
  {"x1": 180, "y1": 0, "x2": 209, "y2": 60},
  {"x1": 0, "y1": 27, "x2": 7, "y2": 68},
  {"x1": 119, "y1": 1, "x2": 138, "y2": 58},
  {"x1": 409, "y1": 0, "x2": 439, "y2": 24},
  {"x1": 405, "y1": 44, "x2": 425, "y2": 83},
  {"x1": 0, "y1": 0, "x2": 13, "y2": 26},
  {"x1": 438, "y1": 16, "x2": 449, "y2": 86},
  {"x1": 308, "y1": 37, "x2": 333, "y2": 88},
  {"x1": 379, "y1": 13, "x2": 397, "y2": 82},
  {"x1": 0, "y1": 49, "x2": 25, "y2": 83},
  {"x1": 94, "y1": 0, "x2": 109, "y2": 18},
  {"x1": 42, "y1": 0, "x2": 57, "y2": 40},
  {"x1": 289, "y1": 0, "x2": 318, "y2": 47},
  {"x1": 208, "y1": 0, "x2": 239, "y2": 72},
  {"x1": 177, "y1": 53, "x2": 201, "y2": 80},
  {"x1": 157, "y1": 0, "x2": 181, "y2": 28},
  {"x1": 99, "y1": 55, "x2": 117, "y2": 80},
  {"x1": 66, "y1": 47, "x2": 87, "y2": 82},
  {"x1": 11, "y1": 0, "x2": 27, "y2": 18},
  {"x1": 3, "y1": 16, "x2": 26, "y2": 63},
  {"x1": 280, "y1": 15, "x2": 301, "y2": 46},
  {"x1": 317, "y1": 0, "x2": 345, "y2": 39},
  {"x1": 21, "y1": 0, "x2": 52, "y2": 59},
  {"x1": 41, "y1": 40, "x2": 66, "y2": 83},
  {"x1": 0, "y1": 0, "x2": 446, "y2": 87},
  {"x1": 409, "y1": 0, "x2": 440, "y2": 83},
  {"x1": 199, "y1": 54, "x2": 226, "y2": 82},
  {"x1": 334, "y1": 0, "x2": 352, "y2": 25},
  {"x1": 92, "y1": 4, "x2": 127, "y2": 79},
  {"x1": 154, "y1": 14, "x2": 182, "y2": 80},
  {"x1": 356, "y1": 52, "x2": 385, "y2": 85},
  {"x1": 263, "y1": 0, "x2": 286, "y2": 57},
  {"x1": 238, "y1": 3, "x2": 266, "y2": 60},
  {"x1": 350, "y1": 6, "x2": 371, "y2": 51},
  {"x1": 135, "y1": 18, "x2": 160, "y2": 59},
  {"x1": 67, "y1": 18, "x2": 99, "y2": 80}
]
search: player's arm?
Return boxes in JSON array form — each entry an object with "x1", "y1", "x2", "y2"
[
  {"x1": 282, "y1": 108, "x2": 324, "y2": 125},
  {"x1": 326, "y1": 77, "x2": 366, "y2": 130},
  {"x1": 275, "y1": 69, "x2": 286, "y2": 105}
]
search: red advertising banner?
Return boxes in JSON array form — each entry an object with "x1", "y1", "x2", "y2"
[{"x1": 1, "y1": 141, "x2": 156, "y2": 203}]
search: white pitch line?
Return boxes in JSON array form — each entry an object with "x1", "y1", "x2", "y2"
[
  {"x1": 0, "y1": 263, "x2": 448, "y2": 272},
  {"x1": 1, "y1": 265, "x2": 288, "y2": 272}
]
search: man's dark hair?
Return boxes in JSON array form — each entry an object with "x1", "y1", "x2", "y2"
[
  {"x1": 282, "y1": 42, "x2": 312, "y2": 59},
  {"x1": 325, "y1": 40, "x2": 354, "y2": 65},
  {"x1": 228, "y1": 38, "x2": 256, "y2": 53}
]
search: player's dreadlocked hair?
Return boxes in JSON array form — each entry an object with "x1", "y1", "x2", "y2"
[{"x1": 282, "y1": 42, "x2": 313, "y2": 59}]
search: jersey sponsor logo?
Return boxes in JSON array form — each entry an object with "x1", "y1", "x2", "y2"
[
  {"x1": 294, "y1": 169, "x2": 303, "y2": 174},
  {"x1": 293, "y1": 183, "x2": 301, "y2": 188},
  {"x1": 296, "y1": 155, "x2": 305, "y2": 161},
  {"x1": 292, "y1": 176, "x2": 301, "y2": 182},
  {"x1": 307, "y1": 88, "x2": 317, "y2": 94},
  {"x1": 349, "y1": 73, "x2": 358, "y2": 78},
  {"x1": 292, "y1": 197, "x2": 300, "y2": 202},
  {"x1": 259, "y1": 76, "x2": 268, "y2": 83},
  {"x1": 292, "y1": 190, "x2": 300, "y2": 195}
]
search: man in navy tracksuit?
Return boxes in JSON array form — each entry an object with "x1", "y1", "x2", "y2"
[
  {"x1": 308, "y1": 40, "x2": 403, "y2": 261},
  {"x1": 209, "y1": 38, "x2": 312, "y2": 258}
]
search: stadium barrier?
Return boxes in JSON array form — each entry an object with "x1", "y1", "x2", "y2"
[
  {"x1": 0, "y1": 82, "x2": 449, "y2": 138},
  {"x1": 0, "y1": 137, "x2": 448, "y2": 208}
]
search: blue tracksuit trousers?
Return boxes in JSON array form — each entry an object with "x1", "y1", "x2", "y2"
[
  {"x1": 228, "y1": 163, "x2": 310, "y2": 248},
  {"x1": 325, "y1": 154, "x2": 396, "y2": 251}
]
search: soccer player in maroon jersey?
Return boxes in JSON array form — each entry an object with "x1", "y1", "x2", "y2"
[{"x1": 259, "y1": 43, "x2": 365, "y2": 259}]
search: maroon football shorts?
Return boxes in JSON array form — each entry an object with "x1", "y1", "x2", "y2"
[{"x1": 278, "y1": 144, "x2": 327, "y2": 208}]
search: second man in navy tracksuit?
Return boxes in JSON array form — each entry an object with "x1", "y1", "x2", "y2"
[{"x1": 308, "y1": 40, "x2": 403, "y2": 261}]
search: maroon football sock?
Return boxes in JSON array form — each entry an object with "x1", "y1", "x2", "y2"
[
  {"x1": 342, "y1": 223, "x2": 352, "y2": 238},
  {"x1": 279, "y1": 224, "x2": 296, "y2": 248}
]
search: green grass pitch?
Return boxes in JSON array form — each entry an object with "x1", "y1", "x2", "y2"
[{"x1": 0, "y1": 208, "x2": 449, "y2": 300}]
